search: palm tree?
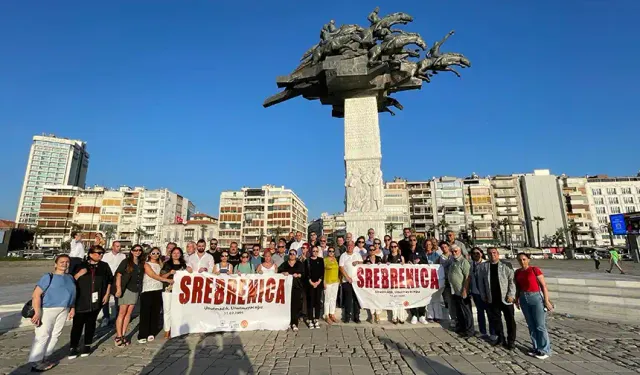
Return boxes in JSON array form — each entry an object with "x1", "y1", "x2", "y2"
[
  {"x1": 437, "y1": 218, "x2": 449, "y2": 240},
  {"x1": 533, "y1": 216, "x2": 545, "y2": 247},
  {"x1": 468, "y1": 222, "x2": 478, "y2": 244},
  {"x1": 567, "y1": 220, "x2": 579, "y2": 248},
  {"x1": 272, "y1": 226, "x2": 284, "y2": 242},
  {"x1": 200, "y1": 225, "x2": 208, "y2": 241},
  {"x1": 385, "y1": 222, "x2": 399, "y2": 240},
  {"x1": 134, "y1": 227, "x2": 148, "y2": 244},
  {"x1": 31, "y1": 226, "x2": 44, "y2": 249},
  {"x1": 501, "y1": 218, "x2": 510, "y2": 247},
  {"x1": 104, "y1": 227, "x2": 116, "y2": 249},
  {"x1": 427, "y1": 224, "x2": 436, "y2": 239},
  {"x1": 552, "y1": 228, "x2": 565, "y2": 247}
]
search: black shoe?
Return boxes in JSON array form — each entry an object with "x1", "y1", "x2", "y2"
[
  {"x1": 80, "y1": 345, "x2": 91, "y2": 357},
  {"x1": 68, "y1": 348, "x2": 79, "y2": 360},
  {"x1": 489, "y1": 338, "x2": 502, "y2": 346},
  {"x1": 353, "y1": 319, "x2": 361, "y2": 324},
  {"x1": 343, "y1": 316, "x2": 351, "y2": 324},
  {"x1": 504, "y1": 342, "x2": 516, "y2": 351}
]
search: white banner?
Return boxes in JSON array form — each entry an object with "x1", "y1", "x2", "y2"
[
  {"x1": 171, "y1": 271, "x2": 292, "y2": 335},
  {"x1": 352, "y1": 264, "x2": 445, "y2": 310}
]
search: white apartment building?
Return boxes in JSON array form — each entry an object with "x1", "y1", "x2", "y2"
[
  {"x1": 162, "y1": 213, "x2": 218, "y2": 248},
  {"x1": 384, "y1": 179, "x2": 410, "y2": 239},
  {"x1": 308, "y1": 212, "x2": 346, "y2": 245},
  {"x1": 558, "y1": 176, "x2": 596, "y2": 247},
  {"x1": 585, "y1": 175, "x2": 640, "y2": 246},
  {"x1": 218, "y1": 185, "x2": 308, "y2": 249},
  {"x1": 463, "y1": 175, "x2": 495, "y2": 242},
  {"x1": 491, "y1": 175, "x2": 526, "y2": 246},
  {"x1": 520, "y1": 169, "x2": 566, "y2": 247},
  {"x1": 434, "y1": 177, "x2": 465, "y2": 238},
  {"x1": 16, "y1": 135, "x2": 89, "y2": 226},
  {"x1": 406, "y1": 180, "x2": 436, "y2": 236}
]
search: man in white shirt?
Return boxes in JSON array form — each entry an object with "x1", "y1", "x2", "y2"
[
  {"x1": 289, "y1": 231, "x2": 305, "y2": 255},
  {"x1": 318, "y1": 236, "x2": 330, "y2": 258},
  {"x1": 101, "y1": 241, "x2": 126, "y2": 326},
  {"x1": 69, "y1": 231, "x2": 85, "y2": 275},
  {"x1": 186, "y1": 239, "x2": 214, "y2": 273},
  {"x1": 339, "y1": 240, "x2": 363, "y2": 323}
]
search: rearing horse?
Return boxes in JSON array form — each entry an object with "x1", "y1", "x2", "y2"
[{"x1": 368, "y1": 33, "x2": 427, "y2": 62}]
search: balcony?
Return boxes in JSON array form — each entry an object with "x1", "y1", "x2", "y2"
[{"x1": 495, "y1": 190, "x2": 517, "y2": 197}]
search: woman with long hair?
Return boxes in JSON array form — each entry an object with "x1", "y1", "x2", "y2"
[
  {"x1": 305, "y1": 246, "x2": 324, "y2": 329},
  {"x1": 138, "y1": 247, "x2": 173, "y2": 344},
  {"x1": 235, "y1": 252, "x2": 255, "y2": 275},
  {"x1": 279, "y1": 250, "x2": 305, "y2": 331},
  {"x1": 257, "y1": 251, "x2": 277, "y2": 274},
  {"x1": 213, "y1": 251, "x2": 233, "y2": 274},
  {"x1": 27, "y1": 254, "x2": 76, "y2": 372},
  {"x1": 160, "y1": 247, "x2": 186, "y2": 339},
  {"x1": 323, "y1": 247, "x2": 340, "y2": 324},
  {"x1": 114, "y1": 244, "x2": 144, "y2": 347},
  {"x1": 364, "y1": 245, "x2": 384, "y2": 323},
  {"x1": 515, "y1": 253, "x2": 553, "y2": 359},
  {"x1": 386, "y1": 241, "x2": 407, "y2": 324}
]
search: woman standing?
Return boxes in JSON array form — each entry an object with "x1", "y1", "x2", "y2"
[
  {"x1": 114, "y1": 244, "x2": 144, "y2": 347},
  {"x1": 470, "y1": 248, "x2": 493, "y2": 338},
  {"x1": 160, "y1": 247, "x2": 186, "y2": 339},
  {"x1": 438, "y1": 241, "x2": 456, "y2": 325},
  {"x1": 364, "y1": 246, "x2": 384, "y2": 323},
  {"x1": 386, "y1": 241, "x2": 407, "y2": 324},
  {"x1": 424, "y1": 241, "x2": 443, "y2": 323},
  {"x1": 138, "y1": 247, "x2": 173, "y2": 344},
  {"x1": 70, "y1": 245, "x2": 112, "y2": 359},
  {"x1": 515, "y1": 253, "x2": 553, "y2": 359},
  {"x1": 278, "y1": 250, "x2": 305, "y2": 331},
  {"x1": 214, "y1": 252, "x2": 233, "y2": 274},
  {"x1": 27, "y1": 255, "x2": 76, "y2": 372},
  {"x1": 235, "y1": 252, "x2": 255, "y2": 275},
  {"x1": 306, "y1": 246, "x2": 324, "y2": 329},
  {"x1": 256, "y1": 251, "x2": 277, "y2": 275},
  {"x1": 323, "y1": 247, "x2": 340, "y2": 324}
]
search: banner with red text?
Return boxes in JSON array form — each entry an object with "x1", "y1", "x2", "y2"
[
  {"x1": 353, "y1": 264, "x2": 445, "y2": 310},
  {"x1": 171, "y1": 271, "x2": 292, "y2": 335}
]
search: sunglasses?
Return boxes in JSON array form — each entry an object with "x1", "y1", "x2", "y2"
[
  {"x1": 391, "y1": 245, "x2": 398, "y2": 248},
  {"x1": 278, "y1": 245, "x2": 285, "y2": 248},
  {"x1": 357, "y1": 241, "x2": 365, "y2": 243},
  {"x1": 374, "y1": 242, "x2": 381, "y2": 245},
  {"x1": 312, "y1": 250, "x2": 319, "y2": 253},
  {"x1": 150, "y1": 252, "x2": 160, "y2": 256},
  {"x1": 410, "y1": 239, "x2": 417, "y2": 242},
  {"x1": 221, "y1": 254, "x2": 229, "y2": 257},
  {"x1": 242, "y1": 256, "x2": 249, "y2": 259},
  {"x1": 91, "y1": 252, "x2": 104, "y2": 255},
  {"x1": 289, "y1": 253, "x2": 297, "y2": 256},
  {"x1": 328, "y1": 250, "x2": 335, "y2": 253},
  {"x1": 132, "y1": 249, "x2": 142, "y2": 252}
]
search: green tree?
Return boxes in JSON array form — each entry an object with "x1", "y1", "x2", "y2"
[
  {"x1": 533, "y1": 216, "x2": 545, "y2": 247},
  {"x1": 104, "y1": 227, "x2": 116, "y2": 249},
  {"x1": 567, "y1": 219, "x2": 579, "y2": 248},
  {"x1": 552, "y1": 228, "x2": 565, "y2": 247},
  {"x1": 385, "y1": 222, "x2": 399, "y2": 240},
  {"x1": 272, "y1": 226, "x2": 284, "y2": 242},
  {"x1": 468, "y1": 222, "x2": 478, "y2": 244},
  {"x1": 135, "y1": 227, "x2": 148, "y2": 244},
  {"x1": 31, "y1": 226, "x2": 44, "y2": 249},
  {"x1": 437, "y1": 218, "x2": 449, "y2": 240}
]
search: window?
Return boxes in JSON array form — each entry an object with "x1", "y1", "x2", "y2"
[
  {"x1": 621, "y1": 187, "x2": 632, "y2": 194},
  {"x1": 610, "y1": 206, "x2": 621, "y2": 214},
  {"x1": 591, "y1": 188, "x2": 602, "y2": 195},
  {"x1": 594, "y1": 197, "x2": 604, "y2": 205},
  {"x1": 625, "y1": 206, "x2": 636, "y2": 213},
  {"x1": 608, "y1": 197, "x2": 619, "y2": 205},
  {"x1": 606, "y1": 188, "x2": 617, "y2": 195},
  {"x1": 623, "y1": 197, "x2": 634, "y2": 204},
  {"x1": 595, "y1": 207, "x2": 606, "y2": 214}
]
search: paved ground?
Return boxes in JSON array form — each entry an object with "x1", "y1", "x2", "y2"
[
  {"x1": 505, "y1": 259, "x2": 640, "y2": 276},
  {"x1": 1, "y1": 314, "x2": 639, "y2": 375}
]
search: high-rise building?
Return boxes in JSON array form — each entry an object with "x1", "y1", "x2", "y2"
[
  {"x1": 406, "y1": 180, "x2": 436, "y2": 236},
  {"x1": 218, "y1": 185, "x2": 308, "y2": 249},
  {"x1": 520, "y1": 169, "x2": 566, "y2": 247},
  {"x1": 490, "y1": 175, "x2": 526, "y2": 246},
  {"x1": 463, "y1": 175, "x2": 495, "y2": 243},
  {"x1": 384, "y1": 178, "x2": 410, "y2": 240},
  {"x1": 308, "y1": 212, "x2": 346, "y2": 245},
  {"x1": 434, "y1": 177, "x2": 465, "y2": 238},
  {"x1": 585, "y1": 175, "x2": 640, "y2": 246},
  {"x1": 16, "y1": 135, "x2": 89, "y2": 226},
  {"x1": 558, "y1": 176, "x2": 596, "y2": 247}
]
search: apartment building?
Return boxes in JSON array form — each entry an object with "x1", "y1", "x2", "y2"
[
  {"x1": 491, "y1": 175, "x2": 526, "y2": 246},
  {"x1": 16, "y1": 135, "x2": 89, "y2": 226},
  {"x1": 162, "y1": 213, "x2": 218, "y2": 248},
  {"x1": 434, "y1": 177, "x2": 465, "y2": 238},
  {"x1": 520, "y1": 170, "x2": 566, "y2": 247},
  {"x1": 218, "y1": 185, "x2": 308, "y2": 249},
  {"x1": 558, "y1": 176, "x2": 596, "y2": 246},
  {"x1": 463, "y1": 175, "x2": 495, "y2": 242},
  {"x1": 384, "y1": 179, "x2": 410, "y2": 238},
  {"x1": 406, "y1": 180, "x2": 436, "y2": 236},
  {"x1": 586, "y1": 175, "x2": 640, "y2": 246},
  {"x1": 308, "y1": 212, "x2": 347, "y2": 245}
]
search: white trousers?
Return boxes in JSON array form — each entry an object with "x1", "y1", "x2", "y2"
[
  {"x1": 28, "y1": 307, "x2": 69, "y2": 363},
  {"x1": 162, "y1": 292, "x2": 172, "y2": 332},
  {"x1": 324, "y1": 283, "x2": 339, "y2": 316},
  {"x1": 392, "y1": 307, "x2": 407, "y2": 321}
]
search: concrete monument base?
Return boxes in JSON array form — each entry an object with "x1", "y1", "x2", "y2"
[{"x1": 343, "y1": 211, "x2": 386, "y2": 242}]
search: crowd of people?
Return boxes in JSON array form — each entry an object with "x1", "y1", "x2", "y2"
[{"x1": 26, "y1": 228, "x2": 554, "y2": 372}]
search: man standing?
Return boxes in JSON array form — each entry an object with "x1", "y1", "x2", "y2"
[
  {"x1": 163, "y1": 242, "x2": 176, "y2": 262},
  {"x1": 286, "y1": 232, "x2": 295, "y2": 250},
  {"x1": 186, "y1": 239, "x2": 215, "y2": 273},
  {"x1": 308, "y1": 232, "x2": 320, "y2": 247},
  {"x1": 227, "y1": 242, "x2": 242, "y2": 269},
  {"x1": 272, "y1": 239, "x2": 287, "y2": 267},
  {"x1": 398, "y1": 228, "x2": 412, "y2": 261},
  {"x1": 207, "y1": 238, "x2": 222, "y2": 264},
  {"x1": 250, "y1": 244, "x2": 263, "y2": 270},
  {"x1": 365, "y1": 228, "x2": 376, "y2": 247},
  {"x1": 446, "y1": 230, "x2": 468, "y2": 257},
  {"x1": 318, "y1": 236, "x2": 330, "y2": 257},
  {"x1": 290, "y1": 231, "x2": 305, "y2": 255},
  {"x1": 69, "y1": 231, "x2": 85, "y2": 274},
  {"x1": 479, "y1": 247, "x2": 516, "y2": 349},
  {"x1": 101, "y1": 240, "x2": 125, "y2": 326},
  {"x1": 266, "y1": 240, "x2": 277, "y2": 255},
  {"x1": 334, "y1": 236, "x2": 346, "y2": 258},
  {"x1": 339, "y1": 240, "x2": 363, "y2": 323},
  {"x1": 185, "y1": 241, "x2": 196, "y2": 257},
  {"x1": 448, "y1": 245, "x2": 474, "y2": 337}
]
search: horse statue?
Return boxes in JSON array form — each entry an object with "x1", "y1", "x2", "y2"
[
  {"x1": 371, "y1": 12, "x2": 414, "y2": 39},
  {"x1": 300, "y1": 24, "x2": 365, "y2": 62},
  {"x1": 368, "y1": 33, "x2": 427, "y2": 63},
  {"x1": 414, "y1": 53, "x2": 471, "y2": 82},
  {"x1": 312, "y1": 32, "x2": 365, "y2": 64}
]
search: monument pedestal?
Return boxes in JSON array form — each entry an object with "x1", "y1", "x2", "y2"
[{"x1": 343, "y1": 95, "x2": 386, "y2": 238}]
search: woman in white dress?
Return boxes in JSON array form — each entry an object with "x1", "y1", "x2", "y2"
[{"x1": 257, "y1": 251, "x2": 277, "y2": 275}]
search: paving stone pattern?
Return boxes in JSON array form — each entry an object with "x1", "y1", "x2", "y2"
[{"x1": 2, "y1": 315, "x2": 640, "y2": 375}]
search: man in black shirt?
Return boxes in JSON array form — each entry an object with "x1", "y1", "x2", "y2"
[
  {"x1": 398, "y1": 227, "x2": 413, "y2": 261},
  {"x1": 227, "y1": 241, "x2": 242, "y2": 269},
  {"x1": 278, "y1": 250, "x2": 305, "y2": 331},
  {"x1": 207, "y1": 238, "x2": 222, "y2": 264}
]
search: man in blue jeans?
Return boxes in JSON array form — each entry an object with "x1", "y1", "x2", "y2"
[{"x1": 470, "y1": 248, "x2": 495, "y2": 338}]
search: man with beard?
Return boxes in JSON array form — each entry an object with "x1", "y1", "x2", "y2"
[
  {"x1": 186, "y1": 239, "x2": 214, "y2": 273},
  {"x1": 207, "y1": 238, "x2": 222, "y2": 264},
  {"x1": 227, "y1": 242, "x2": 242, "y2": 269}
]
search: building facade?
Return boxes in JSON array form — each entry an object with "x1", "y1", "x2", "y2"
[
  {"x1": 520, "y1": 170, "x2": 566, "y2": 247},
  {"x1": 218, "y1": 185, "x2": 308, "y2": 249},
  {"x1": 406, "y1": 180, "x2": 436, "y2": 236},
  {"x1": 161, "y1": 213, "x2": 218, "y2": 249},
  {"x1": 16, "y1": 135, "x2": 89, "y2": 226},
  {"x1": 558, "y1": 176, "x2": 596, "y2": 247},
  {"x1": 463, "y1": 175, "x2": 495, "y2": 243},
  {"x1": 383, "y1": 179, "x2": 410, "y2": 240},
  {"x1": 434, "y1": 177, "x2": 465, "y2": 238},
  {"x1": 490, "y1": 175, "x2": 526, "y2": 246},
  {"x1": 308, "y1": 212, "x2": 346, "y2": 245}
]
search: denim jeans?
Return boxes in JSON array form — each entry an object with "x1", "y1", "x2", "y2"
[
  {"x1": 471, "y1": 293, "x2": 494, "y2": 336},
  {"x1": 519, "y1": 292, "x2": 551, "y2": 355}
]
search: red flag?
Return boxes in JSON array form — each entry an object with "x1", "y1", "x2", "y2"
[{"x1": 176, "y1": 215, "x2": 183, "y2": 223}]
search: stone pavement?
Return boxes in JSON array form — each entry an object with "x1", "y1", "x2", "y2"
[{"x1": 2, "y1": 314, "x2": 639, "y2": 375}]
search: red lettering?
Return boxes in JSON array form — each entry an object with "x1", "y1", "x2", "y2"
[
  {"x1": 191, "y1": 276, "x2": 204, "y2": 304},
  {"x1": 373, "y1": 268, "x2": 381, "y2": 289},
  {"x1": 406, "y1": 269, "x2": 415, "y2": 288},
  {"x1": 275, "y1": 279, "x2": 285, "y2": 304},
  {"x1": 430, "y1": 268, "x2": 440, "y2": 289},
  {"x1": 214, "y1": 279, "x2": 225, "y2": 304},
  {"x1": 226, "y1": 279, "x2": 237, "y2": 304},
  {"x1": 381, "y1": 268, "x2": 389, "y2": 289},
  {"x1": 398, "y1": 267, "x2": 405, "y2": 288},
  {"x1": 420, "y1": 268, "x2": 429, "y2": 288},
  {"x1": 178, "y1": 275, "x2": 191, "y2": 304},
  {"x1": 247, "y1": 280, "x2": 258, "y2": 304},
  {"x1": 203, "y1": 277, "x2": 213, "y2": 304},
  {"x1": 265, "y1": 278, "x2": 275, "y2": 303},
  {"x1": 365, "y1": 268, "x2": 373, "y2": 288},
  {"x1": 356, "y1": 268, "x2": 364, "y2": 288},
  {"x1": 390, "y1": 268, "x2": 398, "y2": 288},
  {"x1": 413, "y1": 268, "x2": 420, "y2": 288},
  {"x1": 237, "y1": 279, "x2": 246, "y2": 305},
  {"x1": 258, "y1": 279, "x2": 264, "y2": 303}
]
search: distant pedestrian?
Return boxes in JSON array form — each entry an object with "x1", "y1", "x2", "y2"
[
  {"x1": 28, "y1": 255, "x2": 76, "y2": 372},
  {"x1": 591, "y1": 251, "x2": 601, "y2": 270},
  {"x1": 606, "y1": 248, "x2": 625, "y2": 274},
  {"x1": 68, "y1": 231, "x2": 85, "y2": 275}
]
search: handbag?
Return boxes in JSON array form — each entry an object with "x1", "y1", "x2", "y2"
[{"x1": 22, "y1": 273, "x2": 53, "y2": 319}]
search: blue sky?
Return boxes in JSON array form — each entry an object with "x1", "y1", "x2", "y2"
[{"x1": 1, "y1": 0, "x2": 639, "y2": 221}]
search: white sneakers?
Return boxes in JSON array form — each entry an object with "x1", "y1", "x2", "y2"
[
  {"x1": 535, "y1": 354, "x2": 549, "y2": 360},
  {"x1": 418, "y1": 316, "x2": 427, "y2": 324},
  {"x1": 410, "y1": 316, "x2": 418, "y2": 324}
]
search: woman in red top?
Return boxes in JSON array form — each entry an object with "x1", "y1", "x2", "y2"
[{"x1": 514, "y1": 253, "x2": 553, "y2": 359}]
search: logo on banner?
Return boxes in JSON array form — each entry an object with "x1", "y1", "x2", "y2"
[{"x1": 241, "y1": 320, "x2": 249, "y2": 328}]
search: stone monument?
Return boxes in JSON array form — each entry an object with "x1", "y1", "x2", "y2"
[{"x1": 264, "y1": 7, "x2": 471, "y2": 238}]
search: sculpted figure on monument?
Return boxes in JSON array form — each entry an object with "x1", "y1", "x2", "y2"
[
  {"x1": 320, "y1": 20, "x2": 338, "y2": 42},
  {"x1": 367, "y1": 6, "x2": 381, "y2": 25},
  {"x1": 346, "y1": 168, "x2": 361, "y2": 212},
  {"x1": 428, "y1": 30, "x2": 455, "y2": 58},
  {"x1": 371, "y1": 169, "x2": 383, "y2": 211}
]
